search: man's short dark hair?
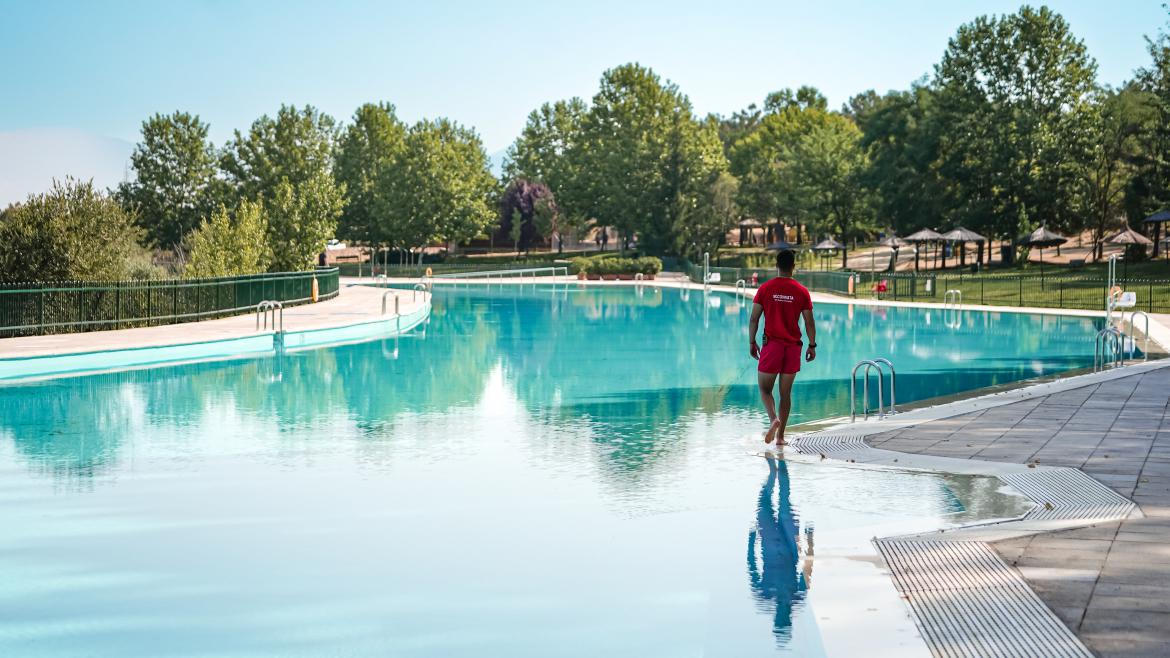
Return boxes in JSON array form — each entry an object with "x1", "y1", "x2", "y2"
[{"x1": 776, "y1": 250, "x2": 796, "y2": 272}]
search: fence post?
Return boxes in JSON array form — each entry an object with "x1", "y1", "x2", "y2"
[
  {"x1": 1059, "y1": 281, "x2": 1063, "y2": 309},
  {"x1": 1018, "y1": 276, "x2": 1023, "y2": 307},
  {"x1": 115, "y1": 281, "x2": 121, "y2": 330},
  {"x1": 981, "y1": 278, "x2": 985, "y2": 305},
  {"x1": 1149, "y1": 280, "x2": 1154, "y2": 313},
  {"x1": 38, "y1": 283, "x2": 44, "y2": 330}
]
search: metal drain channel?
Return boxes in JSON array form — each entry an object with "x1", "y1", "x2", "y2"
[
  {"x1": 1002, "y1": 469, "x2": 1135, "y2": 521},
  {"x1": 790, "y1": 432, "x2": 1136, "y2": 658},
  {"x1": 875, "y1": 540, "x2": 1093, "y2": 658}
]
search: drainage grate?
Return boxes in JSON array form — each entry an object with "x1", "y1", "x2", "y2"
[
  {"x1": 790, "y1": 434, "x2": 870, "y2": 458},
  {"x1": 1001, "y1": 468, "x2": 1135, "y2": 522},
  {"x1": 875, "y1": 539, "x2": 1093, "y2": 658}
]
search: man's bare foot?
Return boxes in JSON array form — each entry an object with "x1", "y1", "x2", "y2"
[
  {"x1": 764, "y1": 419, "x2": 781, "y2": 444},
  {"x1": 775, "y1": 431, "x2": 786, "y2": 446}
]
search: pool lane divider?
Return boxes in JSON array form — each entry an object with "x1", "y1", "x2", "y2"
[{"x1": 0, "y1": 300, "x2": 431, "y2": 382}]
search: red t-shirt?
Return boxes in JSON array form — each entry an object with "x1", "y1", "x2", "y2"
[{"x1": 753, "y1": 277, "x2": 813, "y2": 344}]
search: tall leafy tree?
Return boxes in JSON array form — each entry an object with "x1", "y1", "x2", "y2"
[
  {"x1": 1133, "y1": 9, "x2": 1170, "y2": 255},
  {"x1": 729, "y1": 102, "x2": 835, "y2": 240},
  {"x1": 266, "y1": 172, "x2": 345, "y2": 271},
  {"x1": 0, "y1": 179, "x2": 146, "y2": 283},
  {"x1": 116, "y1": 112, "x2": 219, "y2": 249},
  {"x1": 334, "y1": 102, "x2": 407, "y2": 246},
  {"x1": 854, "y1": 86, "x2": 948, "y2": 235},
  {"x1": 384, "y1": 119, "x2": 498, "y2": 256},
  {"x1": 184, "y1": 200, "x2": 271, "y2": 278},
  {"x1": 933, "y1": 5, "x2": 1097, "y2": 239},
  {"x1": 789, "y1": 117, "x2": 873, "y2": 266},
  {"x1": 504, "y1": 98, "x2": 588, "y2": 228},
  {"x1": 675, "y1": 171, "x2": 740, "y2": 258},
  {"x1": 221, "y1": 104, "x2": 340, "y2": 200},
  {"x1": 222, "y1": 105, "x2": 346, "y2": 269},
  {"x1": 573, "y1": 64, "x2": 727, "y2": 255},
  {"x1": 1080, "y1": 85, "x2": 1156, "y2": 258}
]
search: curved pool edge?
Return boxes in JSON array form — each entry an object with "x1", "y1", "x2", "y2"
[
  {"x1": 0, "y1": 299, "x2": 431, "y2": 383},
  {"x1": 785, "y1": 359, "x2": 1170, "y2": 658}
]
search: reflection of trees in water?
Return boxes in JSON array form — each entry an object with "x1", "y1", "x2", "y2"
[
  {"x1": 0, "y1": 286, "x2": 1103, "y2": 487},
  {"x1": 747, "y1": 455, "x2": 810, "y2": 645}
]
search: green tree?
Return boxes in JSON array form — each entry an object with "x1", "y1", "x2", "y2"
[
  {"x1": 788, "y1": 117, "x2": 872, "y2": 266},
  {"x1": 266, "y1": 172, "x2": 345, "y2": 271},
  {"x1": 675, "y1": 171, "x2": 740, "y2": 257},
  {"x1": 383, "y1": 119, "x2": 498, "y2": 257},
  {"x1": 933, "y1": 5, "x2": 1097, "y2": 239},
  {"x1": 1133, "y1": 9, "x2": 1170, "y2": 249},
  {"x1": 854, "y1": 86, "x2": 948, "y2": 235},
  {"x1": 573, "y1": 64, "x2": 727, "y2": 255},
  {"x1": 334, "y1": 102, "x2": 407, "y2": 246},
  {"x1": 504, "y1": 98, "x2": 588, "y2": 228},
  {"x1": 729, "y1": 102, "x2": 835, "y2": 240},
  {"x1": 116, "y1": 111, "x2": 220, "y2": 249},
  {"x1": 0, "y1": 178, "x2": 146, "y2": 283},
  {"x1": 221, "y1": 104, "x2": 339, "y2": 200},
  {"x1": 184, "y1": 200, "x2": 271, "y2": 278},
  {"x1": 1080, "y1": 85, "x2": 1156, "y2": 258},
  {"x1": 222, "y1": 105, "x2": 346, "y2": 269}
]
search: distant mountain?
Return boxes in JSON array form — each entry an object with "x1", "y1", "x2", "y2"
[
  {"x1": 0, "y1": 128, "x2": 134, "y2": 207},
  {"x1": 488, "y1": 148, "x2": 508, "y2": 178}
]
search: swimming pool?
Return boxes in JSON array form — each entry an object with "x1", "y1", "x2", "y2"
[{"x1": 0, "y1": 285, "x2": 1096, "y2": 656}]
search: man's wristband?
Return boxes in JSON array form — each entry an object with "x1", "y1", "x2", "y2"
[{"x1": 808, "y1": 343, "x2": 817, "y2": 348}]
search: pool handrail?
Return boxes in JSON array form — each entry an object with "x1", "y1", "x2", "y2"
[
  {"x1": 1094, "y1": 326, "x2": 1124, "y2": 371},
  {"x1": 1127, "y1": 310, "x2": 1150, "y2": 361},
  {"x1": 255, "y1": 300, "x2": 283, "y2": 333},
  {"x1": 851, "y1": 359, "x2": 887, "y2": 422},
  {"x1": 871, "y1": 357, "x2": 898, "y2": 413}
]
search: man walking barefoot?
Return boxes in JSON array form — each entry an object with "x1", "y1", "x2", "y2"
[{"x1": 749, "y1": 250, "x2": 816, "y2": 445}]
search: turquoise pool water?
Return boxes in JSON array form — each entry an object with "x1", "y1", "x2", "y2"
[{"x1": 0, "y1": 285, "x2": 1092, "y2": 657}]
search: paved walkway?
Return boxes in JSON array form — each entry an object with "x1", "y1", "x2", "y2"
[
  {"x1": 0, "y1": 282, "x2": 424, "y2": 358},
  {"x1": 868, "y1": 366, "x2": 1170, "y2": 658}
]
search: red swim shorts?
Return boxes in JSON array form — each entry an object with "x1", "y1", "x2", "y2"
[{"x1": 758, "y1": 341, "x2": 802, "y2": 375}]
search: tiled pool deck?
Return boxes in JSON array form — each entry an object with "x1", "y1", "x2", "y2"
[{"x1": 868, "y1": 364, "x2": 1170, "y2": 658}]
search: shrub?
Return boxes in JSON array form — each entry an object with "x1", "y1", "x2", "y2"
[{"x1": 574, "y1": 256, "x2": 661, "y2": 276}]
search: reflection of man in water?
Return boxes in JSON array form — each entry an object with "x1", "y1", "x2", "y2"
[{"x1": 747, "y1": 454, "x2": 812, "y2": 643}]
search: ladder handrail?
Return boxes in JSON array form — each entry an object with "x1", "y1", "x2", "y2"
[
  {"x1": 943, "y1": 289, "x2": 962, "y2": 309},
  {"x1": 1094, "y1": 326, "x2": 1124, "y2": 371},
  {"x1": 413, "y1": 282, "x2": 428, "y2": 301},
  {"x1": 851, "y1": 359, "x2": 886, "y2": 422},
  {"x1": 871, "y1": 357, "x2": 897, "y2": 412},
  {"x1": 1127, "y1": 310, "x2": 1150, "y2": 361},
  {"x1": 381, "y1": 290, "x2": 400, "y2": 316},
  {"x1": 255, "y1": 300, "x2": 283, "y2": 333}
]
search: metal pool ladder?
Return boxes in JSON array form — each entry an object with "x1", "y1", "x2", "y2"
[
  {"x1": 1094, "y1": 326, "x2": 1125, "y2": 371},
  {"x1": 256, "y1": 300, "x2": 283, "y2": 332},
  {"x1": 851, "y1": 358, "x2": 897, "y2": 421},
  {"x1": 1127, "y1": 310, "x2": 1150, "y2": 361}
]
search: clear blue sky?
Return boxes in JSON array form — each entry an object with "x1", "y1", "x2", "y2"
[{"x1": 1, "y1": 0, "x2": 1165, "y2": 154}]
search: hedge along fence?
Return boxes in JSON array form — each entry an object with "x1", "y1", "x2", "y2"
[
  {"x1": 0, "y1": 268, "x2": 339, "y2": 338},
  {"x1": 334, "y1": 261, "x2": 574, "y2": 278}
]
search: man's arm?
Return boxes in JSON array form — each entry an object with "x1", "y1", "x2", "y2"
[
  {"x1": 749, "y1": 303, "x2": 764, "y2": 360},
  {"x1": 803, "y1": 308, "x2": 817, "y2": 362}
]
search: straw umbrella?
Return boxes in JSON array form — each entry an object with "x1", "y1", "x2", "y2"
[
  {"x1": 765, "y1": 239, "x2": 795, "y2": 251},
  {"x1": 942, "y1": 227, "x2": 988, "y2": 268},
  {"x1": 1019, "y1": 226, "x2": 1068, "y2": 289},
  {"x1": 1107, "y1": 226, "x2": 1154, "y2": 282},
  {"x1": 1143, "y1": 209, "x2": 1170, "y2": 259},
  {"x1": 811, "y1": 238, "x2": 844, "y2": 271},
  {"x1": 905, "y1": 228, "x2": 943, "y2": 272},
  {"x1": 877, "y1": 235, "x2": 907, "y2": 272},
  {"x1": 738, "y1": 218, "x2": 762, "y2": 246}
]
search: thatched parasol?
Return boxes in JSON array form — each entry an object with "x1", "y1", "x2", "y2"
[
  {"x1": 942, "y1": 226, "x2": 988, "y2": 267},
  {"x1": 1019, "y1": 226, "x2": 1068, "y2": 287},
  {"x1": 1144, "y1": 210, "x2": 1170, "y2": 258},
  {"x1": 765, "y1": 240, "x2": 795, "y2": 252},
  {"x1": 905, "y1": 228, "x2": 944, "y2": 271},
  {"x1": 1108, "y1": 226, "x2": 1153, "y2": 281}
]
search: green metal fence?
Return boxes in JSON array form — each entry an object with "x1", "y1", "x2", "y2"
[
  {"x1": 684, "y1": 262, "x2": 857, "y2": 296},
  {"x1": 0, "y1": 268, "x2": 339, "y2": 337},
  {"x1": 335, "y1": 262, "x2": 572, "y2": 278},
  {"x1": 862, "y1": 271, "x2": 1170, "y2": 313}
]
